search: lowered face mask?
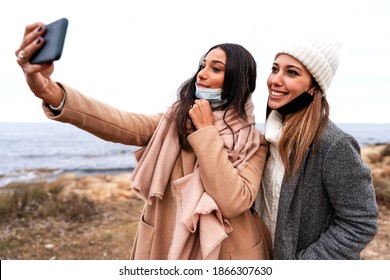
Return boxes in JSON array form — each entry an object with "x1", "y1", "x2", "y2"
[
  {"x1": 195, "y1": 83, "x2": 226, "y2": 109},
  {"x1": 275, "y1": 91, "x2": 314, "y2": 116}
]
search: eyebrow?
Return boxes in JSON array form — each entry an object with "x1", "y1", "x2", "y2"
[
  {"x1": 273, "y1": 62, "x2": 303, "y2": 71},
  {"x1": 203, "y1": 59, "x2": 226, "y2": 66}
]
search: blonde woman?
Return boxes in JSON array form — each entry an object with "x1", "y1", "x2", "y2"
[{"x1": 255, "y1": 37, "x2": 378, "y2": 259}]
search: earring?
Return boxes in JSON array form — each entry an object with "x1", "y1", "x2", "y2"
[{"x1": 309, "y1": 87, "x2": 316, "y2": 96}]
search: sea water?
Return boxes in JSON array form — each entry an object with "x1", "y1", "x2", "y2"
[{"x1": 1, "y1": 122, "x2": 389, "y2": 187}]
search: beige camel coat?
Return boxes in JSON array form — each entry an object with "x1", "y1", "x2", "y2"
[{"x1": 42, "y1": 83, "x2": 272, "y2": 260}]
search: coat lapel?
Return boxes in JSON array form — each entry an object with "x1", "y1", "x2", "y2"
[{"x1": 273, "y1": 148, "x2": 311, "y2": 259}]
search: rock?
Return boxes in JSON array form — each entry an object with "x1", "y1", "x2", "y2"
[
  {"x1": 44, "y1": 244, "x2": 55, "y2": 250},
  {"x1": 53, "y1": 172, "x2": 136, "y2": 203},
  {"x1": 362, "y1": 144, "x2": 390, "y2": 207},
  {"x1": 362, "y1": 145, "x2": 385, "y2": 164},
  {"x1": 57, "y1": 173, "x2": 78, "y2": 182},
  {"x1": 382, "y1": 166, "x2": 390, "y2": 178},
  {"x1": 383, "y1": 156, "x2": 390, "y2": 166}
]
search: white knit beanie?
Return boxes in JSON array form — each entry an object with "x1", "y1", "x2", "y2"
[{"x1": 275, "y1": 36, "x2": 341, "y2": 96}]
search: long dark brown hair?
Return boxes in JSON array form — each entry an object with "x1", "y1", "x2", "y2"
[{"x1": 170, "y1": 43, "x2": 257, "y2": 150}]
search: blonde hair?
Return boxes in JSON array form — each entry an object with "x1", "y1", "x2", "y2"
[{"x1": 277, "y1": 89, "x2": 329, "y2": 177}]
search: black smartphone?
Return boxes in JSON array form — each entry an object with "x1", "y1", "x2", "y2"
[{"x1": 30, "y1": 18, "x2": 69, "y2": 64}]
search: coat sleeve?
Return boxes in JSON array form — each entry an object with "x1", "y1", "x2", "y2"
[
  {"x1": 187, "y1": 125, "x2": 268, "y2": 219},
  {"x1": 298, "y1": 135, "x2": 379, "y2": 259},
  {"x1": 42, "y1": 83, "x2": 162, "y2": 147}
]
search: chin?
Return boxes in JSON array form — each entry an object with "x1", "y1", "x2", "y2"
[{"x1": 268, "y1": 102, "x2": 282, "y2": 110}]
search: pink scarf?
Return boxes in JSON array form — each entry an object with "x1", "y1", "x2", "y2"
[{"x1": 130, "y1": 96, "x2": 260, "y2": 259}]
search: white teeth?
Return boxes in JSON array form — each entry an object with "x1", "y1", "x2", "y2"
[{"x1": 271, "y1": 91, "x2": 286, "y2": 96}]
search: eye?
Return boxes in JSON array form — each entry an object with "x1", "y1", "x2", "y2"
[
  {"x1": 271, "y1": 66, "x2": 278, "y2": 73},
  {"x1": 287, "y1": 69, "x2": 299, "y2": 76},
  {"x1": 212, "y1": 67, "x2": 222, "y2": 73}
]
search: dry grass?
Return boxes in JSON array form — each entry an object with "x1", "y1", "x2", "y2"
[
  {"x1": 0, "y1": 181, "x2": 98, "y2": 224},
  {"x1": 0, "y1": 180, "x2": 144, "y2": 260}
]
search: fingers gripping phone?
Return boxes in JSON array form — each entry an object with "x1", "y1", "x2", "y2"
[{"x1": 30, "y1": 18, "x2": 68, "y2": 64}]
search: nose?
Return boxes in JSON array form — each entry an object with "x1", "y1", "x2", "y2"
[
  {"x1": 198, "y1": 68, "x2": 207, "y2": 80},
  {"x1": 269, "y1": 72, "x2": 283, "y2": 86}
]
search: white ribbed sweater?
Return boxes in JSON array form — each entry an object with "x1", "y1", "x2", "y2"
[{"x1": 255, "y1": 110, "x2": 285, "y2": 245}]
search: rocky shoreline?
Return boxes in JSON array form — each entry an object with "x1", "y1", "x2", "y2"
[
  {"x1": 359, "y1": 144, "x2": 390, "y2": 259},
  {"x1": 0, "y1": 144, "x2": 389, "y2": 259}
]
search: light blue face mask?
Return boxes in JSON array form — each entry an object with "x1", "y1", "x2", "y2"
[{"x1": 195, "y1": 83, "x2": 226, "y2": 109}]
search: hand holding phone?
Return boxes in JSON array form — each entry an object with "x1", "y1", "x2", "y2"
[{"x1": 30, "y1": 18, "x2": 68, "y2": 64}]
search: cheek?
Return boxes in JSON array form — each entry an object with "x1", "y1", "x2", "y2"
[
  {"x1": 295, "y1": 77, "x2": 312, "y2": 93},
  {"x1": 215, "y1": 75, "x2": 224, "y2": 88},
  {"x1": 266, "y1": 76, "x2": 272, "y2": 88},
  {"x1": 291, "y1": 82, "x2": 311, "y2": 95}
]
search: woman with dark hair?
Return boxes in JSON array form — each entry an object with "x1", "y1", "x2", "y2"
[
  {"x1": 173, "y1": 43, "x2": 257, "y2": 150},
  {"x1": 16, "y1": 22, "x2": 272, "y2": 260}
]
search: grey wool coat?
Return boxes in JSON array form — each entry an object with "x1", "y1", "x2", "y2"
[{"x1": 271, "y1": 121, "x2": 378, "y2": 259}]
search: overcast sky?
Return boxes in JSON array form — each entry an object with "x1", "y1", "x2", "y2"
[{"x1": 1, "y1": 0, "x2": 389, "y2": 123}]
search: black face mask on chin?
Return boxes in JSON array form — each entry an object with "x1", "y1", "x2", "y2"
[{"x1": 274, "y1": 91, "x2": 314, "y2": 116}]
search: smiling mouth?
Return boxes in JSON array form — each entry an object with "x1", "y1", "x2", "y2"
[{"x1": 271, "y1": 91, "x2": 288, "y2": 96}]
